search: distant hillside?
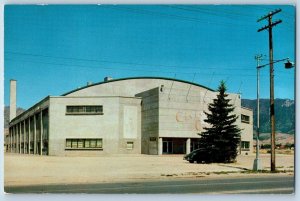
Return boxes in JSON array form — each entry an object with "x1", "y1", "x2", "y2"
[{"x1": 241, "y1": 99, "x2": 295, "y2": 134}]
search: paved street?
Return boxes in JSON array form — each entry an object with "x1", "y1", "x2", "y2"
[{"x1": 5, "y1": 175, "x2": 294, "y2": 194}]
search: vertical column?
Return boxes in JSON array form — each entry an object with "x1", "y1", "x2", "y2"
[
  {"x1": 34, "y1": 114, "x2": 37, "y2": 155},
  {"x1": 16, "y1": 124, "x2": 18, "y2": 153},
  {"x1": 14, "y1": 125, "x2": 16, "y2": 153},
  {"x1": 8, "y1": 129, "x2": 10, "y2": 152},
  {"x1": 19, "y1": 123, "x2": 22, "y2": 154},
  {"x1": 23, "y1": 121, "x2": 26, "y2": 154},
  {"x1": 10, "y1": 129, "x2": 13, "y2": 152},
  {"x1": 158, "y1": 137, "x2": 163, "y2": 155},
  {"x1": 16, "y1": 125, "x2": 18, "y2": 153},
  {"x1": 20, "y1": 122, "x2": 22, "y2": 154},
  {"x1": 9, "y1": 128, "x2": 11, "y2": 152},
  {"x1": 15, "y1": 124, "x2": 17, "y2": 153},
  {"x1": 10, "y1": 130, "x2": 12, "y2": 152},
  {"x1": 40, "y1": 110, "x2": 43, "y2": 156},
  {"x1": 186, "y1": 138, "x2": 191, "y2": 154},
  {"x1": 18, "y1": 123, "x2": 20, "y2": 153},
  {"x1": 28, "y1": 117, "x2": 31, "y2": 154},
  {"x1": 13, "y1": 126, "x2": 15, "y2": 152}
]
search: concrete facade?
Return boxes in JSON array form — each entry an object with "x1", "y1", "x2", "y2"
[
  {"x1": 7, "y1": 77, "x2": 253, "y2": 156},
  {"x1": 240, "y1": 107, "x2": 254, "y2": 155}
]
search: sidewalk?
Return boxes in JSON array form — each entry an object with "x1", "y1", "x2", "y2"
[{"x1": 4, "y1": 153, "x2": 294, "y2": 187}]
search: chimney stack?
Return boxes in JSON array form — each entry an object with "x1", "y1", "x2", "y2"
[{"x1": 10, "y1": 79, "x2": 17, "y2": 121}]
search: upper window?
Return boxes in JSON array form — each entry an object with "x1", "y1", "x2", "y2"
[
  {"x1": 66, "y1": 105, "x2": 103, "y2": 115},
  {"x1": 241, "y1": 141, "x2": 250, "y2": 150},
  {"x1": 241, "y1": 114, "x2": 250, "y2": 124}
]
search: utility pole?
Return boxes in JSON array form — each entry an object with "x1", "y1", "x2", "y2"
[
  {"x1": 257, "y1": 9, "x2": 282, "y2": 172},
  {"x1": 253, "y1": 54, "x2": 263, "y2": 171}
]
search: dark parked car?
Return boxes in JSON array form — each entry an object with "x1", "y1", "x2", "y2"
[{"x1": 183, "y1": 148, "x2": 212, "y2": 164}]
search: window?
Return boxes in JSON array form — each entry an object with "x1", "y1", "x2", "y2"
[
  {"x1": 126, "y1": 142, "x2": 134, "y2": 150},
  {"x1": 78, "y1": 139, "x2": 84, "y2": 148},
  {"x1": 241, "y1": 141, "x2": 250, "y2": 150},
  {"x1": 65, "y1": 138, "x2": 103, "y2": 150},
  {"x1": 84, "y1": 140, "x2": 90, "y2": 148},
  {"x1": 241, "y1": 114, "x2": 250, "y2": 124},
  {"x1": 96, "y1": 139, "x2": 102, "y2": 148},
  {"x1": 66, "y1": 106, "x2": 103, "y2": 115},
  {"x1": 66, "y1": 139, "x2": 72, "y2": 148}
]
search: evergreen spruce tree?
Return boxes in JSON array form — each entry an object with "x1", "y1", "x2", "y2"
[{"x1": 199, "y1": 81, "x2": 241, "y2": 163}]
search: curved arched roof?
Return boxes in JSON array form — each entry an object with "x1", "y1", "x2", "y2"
[{"x1": 62, "y1": 76, "x2": 215, "y2": 96}]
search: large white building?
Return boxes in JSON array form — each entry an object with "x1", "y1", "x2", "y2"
[{"x1": 6, "y1": 77, "x2": 253, "y2": 156}]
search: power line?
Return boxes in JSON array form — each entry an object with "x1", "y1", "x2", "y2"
[
  {"x1": 169, "y1": 5, "x2": 255, "y2": 18},
  {"x1": 5, "y1": 57, "x2": 265, "y2": 77},
  {"x1": 6, "y1": 57, "x2": 293, "y2": 78},
  {"x1": 166, "y1": 5, "x2": 294, "y2": 28},
  {"x1": 5, "y1": 51, "x2": 258, "y2": 71},
  {"x1": 106, "y1": 6, "x2": 251, "y2": 27}
]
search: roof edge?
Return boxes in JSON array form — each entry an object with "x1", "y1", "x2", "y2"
[
  {"x1": 62, "y1": 76, "x2": 215, "y2": 96},
  {"x1": 9, "y1": 96, "x2": 50, "y2": 125}
]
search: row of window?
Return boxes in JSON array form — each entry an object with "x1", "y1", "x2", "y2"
[
  {"x1": 66, "y1": 105, "x2": 103, "y2": 115},
  {"x1": 66, "y1": 138, "x2": 103, "y2": 149},
  {"x1": 65, "y1": 139, "x2": 134, "y2": 150}
]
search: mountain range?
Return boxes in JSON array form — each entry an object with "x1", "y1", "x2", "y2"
[{"x1": 241, "y1": 98, "x2": 295, "y2": 134}]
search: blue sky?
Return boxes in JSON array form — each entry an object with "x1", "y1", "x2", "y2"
[{"x1": 4, "y1": 5, "x2": 295, "y2": 109}]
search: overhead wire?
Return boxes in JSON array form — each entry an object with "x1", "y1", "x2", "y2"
[
  {"x1": 5, "y1": 6, "x2": 294, "y2": 80},
  {"x1": 105, "y1": 6, "x2": 251, "y2": 28},
  {"x1": 5, "y1": 57, "x2": 266, "y2": 77},
  {"x1": 5, "y1": 51, "x2": 293, "y2": 76},
  {"x1": 168, "y1": 5, "x2": 255, "y2": 18},
  {"x1": 172, "y1": 5, "x2": 294, "y2": 28},
  {"x1": 5, "y1": 51, "x2": 258, "y2": 71}
]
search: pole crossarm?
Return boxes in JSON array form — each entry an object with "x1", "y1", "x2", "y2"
[
  {"x1": 257, "y1": 9, "x2": 282, "y2": 22},
  {"x1": 257, "y1": 58, "x2": 289, "y2": 69},
  {"x1": 257, "y1": 20, "x2": 282, "y2": 32}
]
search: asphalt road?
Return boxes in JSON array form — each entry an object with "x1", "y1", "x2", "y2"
[{"x1": 5, "y1": 175, "x2": 294, "y2": 194}]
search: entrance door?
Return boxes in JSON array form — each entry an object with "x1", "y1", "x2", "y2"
[{"x1": 163, "y1": 140, "x2": 173, "y2": 154}]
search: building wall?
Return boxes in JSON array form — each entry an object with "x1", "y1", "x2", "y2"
[
  {"x1": 240, "y1": 107, "x2": 254, "y2": 155},
  {"x1": 158, "y1": 84, "x2": 242, "y2": 137},
  {"x1": 118, "y1": 97, "x2": 142, "y2": 154},
  {"x1": 159, "y1": 84, "x2": 214, "y2": 138},
  {"x1": 8, "y1": 77, "x2": 252, "y2": 156},
  {"x1": 136, "y1": 88, "x2": 159, "y2": 155},
  {"x1": 136, "y1": 83, "x2": 244, "y2": 155},
  {"x1": 49, "y1": 96, "x2": 141, "y2": 156}
]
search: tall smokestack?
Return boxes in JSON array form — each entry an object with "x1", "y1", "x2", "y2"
[{"x1": 10, "y1": 79, "x2": 17, "y2": 121}]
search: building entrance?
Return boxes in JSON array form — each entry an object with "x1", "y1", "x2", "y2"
[
  {"x1": 162, "y1": 138, "x2": 186, "y2": 154},
  {"x1": 163, "y1": 140, "x2": 173, "y2": 154}
]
